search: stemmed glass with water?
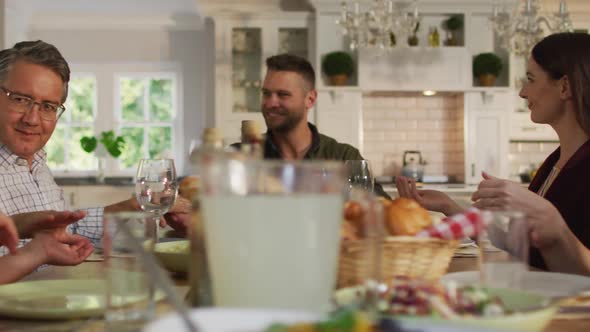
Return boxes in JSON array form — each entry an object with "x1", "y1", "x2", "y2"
[{"x1": 135, "y1": 159, "x2": 178, "y2": 236}]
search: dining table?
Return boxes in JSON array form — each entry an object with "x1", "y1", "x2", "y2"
[{"x1": 0, "y1": 256, "x2": 588, "y2": 332}]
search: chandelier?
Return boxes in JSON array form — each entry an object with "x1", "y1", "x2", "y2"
[
  {"x1": 490, "y1": 0, "x2": 574, "y2": 57},
  {"x1": 337, "y1": 0, "x2": 420, "y2": 50}
]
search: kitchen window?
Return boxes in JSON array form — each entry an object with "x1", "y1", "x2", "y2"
[
  {"x1": 117, "y1": 75, "x2": 177, "y2": 170},
  {"x1": 45, "y1": 64, "x2": 182, "y2": 176}
]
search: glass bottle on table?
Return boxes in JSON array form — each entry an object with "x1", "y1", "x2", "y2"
[{"x1": 186, "y1": 127, "x2": 225, "y2": 307}]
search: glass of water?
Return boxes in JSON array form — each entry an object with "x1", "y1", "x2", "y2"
[
  {"x1": 345, "y1": 160, "x2": 374, "y2": 194},
  {"x1": 135, "y1": 159, "x2": 178, "y2": 229},
  {"x1": 478, "y1": 211, "x2": 529, "y2": 289}
]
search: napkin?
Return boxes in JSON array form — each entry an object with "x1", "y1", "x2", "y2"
[{"x1": 416, "y1": 208, "x2": 490, "y2": 240}]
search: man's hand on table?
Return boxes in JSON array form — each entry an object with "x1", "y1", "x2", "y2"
[
  {"x1": 105, "y1": 196, "x2": 191, "y2": 237},
  {"x1": 161, "y1": 196, "x2": 191, "y2": 237},
  {"x1": 12, "y1": 210, "x2": 87, "y2": 238}
]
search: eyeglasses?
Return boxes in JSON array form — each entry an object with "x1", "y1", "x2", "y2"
[{"x1": 1, "y1": 87, "x2": 65, "y2": 122}]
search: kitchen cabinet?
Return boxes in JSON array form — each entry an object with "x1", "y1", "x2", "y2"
[
  {"x1": 510, "y1": 110, "x2": 558, "y2": 141},
  {"x1": 358, "y1": 47, "x2": 471, "y2": 92},
  {"x1": 464, "y1": 91, "x2": 510, "y2": 184},
  {"x1": 62, "y1": 185, "x2": 134, "y2": 210},
  {"x1": 314, "y1": 89, "x2": 363, "y2": 151},
  {"x1": 211, "y1": 14, "x2": 312, "y2": 143}
]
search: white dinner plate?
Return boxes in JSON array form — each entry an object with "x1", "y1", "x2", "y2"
[
  {"x1": 143, "y1": 308, "x2": 506, "y2": 332},
  {"x1": 0, "y1": 276, "x2": 165, "y2": 320},
  {"x1": 442, "y1": 271, "x2": 590, "y2": 298},
  {"x1": 0, "y1": 279, "x2": 107, "y2": 320}
]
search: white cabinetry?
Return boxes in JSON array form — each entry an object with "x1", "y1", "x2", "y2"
[
  {"x1": 358, "y1": 47, "x2": 471, "y2": 92},
  {"x1": 510, "y1": 111, "x2": 558, "y2": 141},
  {"x1": 314, "y1": 89, "x2": 363, "y2": 151},
  {"x1": 62, "y1": 186, "x2": 134, "y2": 210},
  {"x1": 464, "y1": 91, "x2": 510, "y2": 184}
]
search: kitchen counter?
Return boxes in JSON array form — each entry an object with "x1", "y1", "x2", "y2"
[
  {"x1": 381, "y1": 183, "x2": 479, "y2": 195},
  {"x1": 381, "y1": 183, "x2": 478, "y2": 210}
]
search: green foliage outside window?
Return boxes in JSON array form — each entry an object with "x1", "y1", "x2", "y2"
[
  {"x1": 119, "y1": 127, "x2": 145, "y2": 169},
  {"x1": 46, "y1": 77, "x2": 96, "y2": 170},
  {"x1": 149, "y1": 79, "x2": 173, "y2": 121},
  {"x1": 121, "y1": 78, "x2": 144, "y2": 122},
  {"x1": 148, "y1": 127, "x2": 172, "y2": 158}
]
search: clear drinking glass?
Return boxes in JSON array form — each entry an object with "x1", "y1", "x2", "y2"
[
  {"x1": 198, "y1": 159, "x2": 347, "y2": 313},
  {"x1": 478, "y1": 211, "x2": 529, "y2": 289},
  {"x1": 103, "y1": 211, "x2": 158, "y2": 331},
  {"x1": 135, "y1": 159, "x2": 178, "y2": 227},
  {"x1": 345, "y1": 160, "x2": 374, "y2": 194}
]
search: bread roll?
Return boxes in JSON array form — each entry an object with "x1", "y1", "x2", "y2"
[
  {"x1": 340, "y1": 219, "x2": 359, "y2": 241},
  {"x1": 343, "y1": 200, "x2": 364, "y2": 236},
  {"x1": 178, "y1": 176, "x2": 199, "y2": 201},
  {"x1": 385, "y1": 197, "x2": 432, "y2": 236}
]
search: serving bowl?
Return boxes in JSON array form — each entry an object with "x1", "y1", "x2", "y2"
[
  {"x1": 153, "y1": 240, "x2": 190, "y2": 274},
  {"x1": 334, "y1": 285, "x2": 558, "y2": 332}
]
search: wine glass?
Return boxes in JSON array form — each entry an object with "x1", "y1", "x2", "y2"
[
  {"x1": 345, "y1": 160, "x2": 374, "y2": 194},
  {"x1": 135, "y1": 159, "x2": 178, "y2": 234}
]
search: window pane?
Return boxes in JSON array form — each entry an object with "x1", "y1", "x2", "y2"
[
  {"x1": 148, "y1": 127, "x2": 172, "y2": 158},
  {"x1": 46, "y1": 126, "x2": 65, "y2": 169},
  {"x1": 119, "y1": 127, "x2": 144, "y2": 169},
  {"x1": 69, "y1": 127, "x2": 96, "y2": 171},
  {"x1": 67, "y1": 77, "x2": 95, "y2": 122},
  {"x1": 149, "y1": 79, "x2": 173, "y2": 121},
  {"x1": 120, "y1": 78, "x2": 144, "y2": 121}
]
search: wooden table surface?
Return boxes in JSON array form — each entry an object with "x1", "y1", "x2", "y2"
[{"x1": 0, "y1": 258, "x2": 588, "y2": 331}]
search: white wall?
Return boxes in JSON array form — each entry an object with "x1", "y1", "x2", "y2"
[{"x1": 28, "y1": 24, "x2": 215, "y2": 175}]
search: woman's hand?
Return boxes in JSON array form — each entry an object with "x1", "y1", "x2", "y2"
[
  {"x1": 395, "y1": 176, "x2": 463, "y2": 216},
  {"x1": 472, "y1": 172, "x2": 541, "y2": 213},
  {"x1": 473, "y1": 172, "x2": 570, "y2": 249}
]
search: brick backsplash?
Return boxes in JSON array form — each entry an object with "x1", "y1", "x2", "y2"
[
  {"x1": 508, "y1": 142, "x2": 559, "y2": 179},
  {"x1": 362, "y1": 92, "x2": 465, "y2": 181}
]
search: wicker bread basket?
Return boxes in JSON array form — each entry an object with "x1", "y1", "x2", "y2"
[{"x1": 337, "y1": 236, "x2": 459, "y2": 288}]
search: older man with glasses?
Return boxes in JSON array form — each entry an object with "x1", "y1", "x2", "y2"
[{"x1": 0, "y1": 40, "x2": 189, "y2": 261}]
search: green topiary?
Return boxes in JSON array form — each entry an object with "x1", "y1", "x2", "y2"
[
  {"x1": 321, "y1": 51, "x2": 354, "y2": 77},
  {"x1": 444, "y1": 15, "x2": 463, "y2": 31},
  {"x1": 473, "y1": 52, "x2": 503, "y2": 77}
]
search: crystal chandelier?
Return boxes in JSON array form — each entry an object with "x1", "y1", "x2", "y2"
[
  {"x1": 490, "y1": 0, "x2": 574, "y2": 57},
  {"x1": 337, "y1": 0, "x2": 420, "y2": 50}
]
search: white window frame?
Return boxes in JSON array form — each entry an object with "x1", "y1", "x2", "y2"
[{"x1": 50, "y1": 62, "x2": 184, "y2": 178}]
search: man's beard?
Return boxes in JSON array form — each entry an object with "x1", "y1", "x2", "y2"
[{"x1": 263, "y1": 108, "x2": 304, "y2": 133}]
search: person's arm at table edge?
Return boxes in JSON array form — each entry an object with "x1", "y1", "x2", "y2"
[{"x1": 0, "y1": 241, "x2": 49, "y2": 284}]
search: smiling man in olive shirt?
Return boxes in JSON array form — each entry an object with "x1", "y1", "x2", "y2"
[{"x1": 255, "y1": 53, "x2": 390, "y2": 199}]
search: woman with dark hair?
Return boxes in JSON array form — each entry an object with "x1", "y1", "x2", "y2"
[{"x1": 397, "y1": 32, "x2": 590, "y2": 274}]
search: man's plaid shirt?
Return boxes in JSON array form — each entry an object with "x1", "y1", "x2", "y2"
[{"x1": 0, "y1": 144, "x2": 103, "y2": 256}]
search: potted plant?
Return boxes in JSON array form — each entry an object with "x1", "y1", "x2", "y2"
[
  {"x1": 473, "y1": 52, "x2": 503, "y2": 87},
  {"x1": 80, "y1": 130, "x2": 126, "y2": 183},
  {"x1": 321, "y1": 51, "x2": 354, "y2": 86},
  {"x1": 443, "y1": 15, "x2": 463, "y2": 46},
  {"x1": 407, "y1": 21, "x2": 420, "y2": 46}
]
